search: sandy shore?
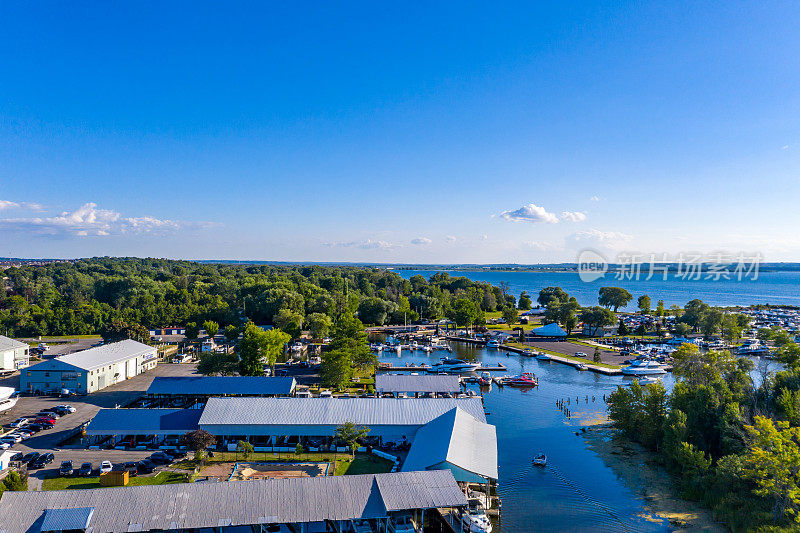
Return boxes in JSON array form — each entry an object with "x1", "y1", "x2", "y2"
[{"x1": 582, "y1": 424, "x2": 728, "y2": 532}]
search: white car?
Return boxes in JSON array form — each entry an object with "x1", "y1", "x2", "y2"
[
  {"x1": 2, "y1": 434, "x2": 23, "y2": 443},
  {"x1": 319, "y1": 390, "x2": 333, "y2": 398},
  {"x1": 0, "y1": 442, "x2": 10, "y2": 450},
  {"x1": 57, "y1": 405, "x2": 77, "y2": 413},
  {"x1": 7, "y1": 417, "x2": 28, "y2": 428},
  {"x1": 99, "y1": 460, "x2": 113, "y2": 473}
]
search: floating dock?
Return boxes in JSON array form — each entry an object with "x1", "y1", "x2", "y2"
[{"x1": 377, "y1": 363, "x2": 507, "y2": 372}]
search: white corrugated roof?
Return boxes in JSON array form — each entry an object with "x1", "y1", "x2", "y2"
[
  {"x1": 375, "y1": 374, "x2": 461, "y2": 394},
  {"x1": 199, "y1": 397, "x2": 486, "y2": 427},
  {"x1": 0, "y1": 471, "x2": 466, "y2": 532},
  {"x1": 0, "y1": 335, "x2": 27, "y2": 352},
  {"x1": 402, "y1": 407, "x2": 498, "y2": 481},
  {"x1": 54, "y1": 339, "x2": 154, "y2": 371}
]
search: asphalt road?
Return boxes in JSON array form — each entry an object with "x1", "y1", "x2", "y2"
[{"x1": 1, "y1": 363, "x2": 200, "y2": 488}]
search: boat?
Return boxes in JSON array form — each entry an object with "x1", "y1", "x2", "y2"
[
  {"x1": 533, "y1": 453, "x2": 547, "y2": 466},
  {"x1": 0, "y1": 397, "x2": 17, "y2": 413},
  {"x1": 427, "y1": 357, "x2": 480, "y2": 373},
  {"x1": 0, "y1": 387, "x2": 15, "y2": 401},
  {"x1": 621, "y1": 358, "x2": 667, "y2": 376},
  {"x1": 576, "y1": 363, "x2": 588, "y2": 371},
  {"x1": 479, "y1": 371, "x2": 492, "y2": 385},
  {"x1": 460, "y1": 498, "x2": 493, "y2": 533},
  {"x1": 632, "y1": 376, "x2": 661, "y2": 386},
  {"x1": 503, "y1": 372, "x2": 538, "y2": 387},
  {"x1": 486, "y1": 339, "x2": 501, "y2": 349},
  {"x1": 522, "y1": 349, "x2": 535, "y2": 357},
  {"x1": 536, "y1": 352, "x2": 551, "y2": 361}
]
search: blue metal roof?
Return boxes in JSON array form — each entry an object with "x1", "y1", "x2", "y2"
[
  {"x1": 86, "y1": 409, "x2": 202, "y2": 435},
  {"x1": 375, "y1": 374, "x2": 461, "y2": 394},
  {"x1": 41, "y1": 507, "x2": 94, "y2": 531},
  {"x1": 146, "y1": 376, "x2": 296, "y2": 396}
]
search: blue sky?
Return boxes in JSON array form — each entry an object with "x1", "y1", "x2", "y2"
[{"x1": 1, "y1": 2, "x2": 799, "y2": 262}]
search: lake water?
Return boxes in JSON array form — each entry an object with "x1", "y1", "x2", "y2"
[
  {"x1": 377, "y1": 341, "x2": 677, "y2": 532},
  {"x1": 395, "y1": 269, "x2": 800, "y2": 308}
]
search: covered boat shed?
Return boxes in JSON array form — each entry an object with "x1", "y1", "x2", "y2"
[
  {"x1": 0, "y1": 470, "x2": 467, "y2": 533},
  {"x1": 144, "y1": 375, "x2": 297, "y2": 407},
  {"x1": 402, "y1": 407, "x2": 498, "y2": 484},
  {"x1": 85, "y1": 408, "x2": 202, "y2": 449},
  {"x1": 375, "y1": 374, "x2": 462, "y2": 397}
]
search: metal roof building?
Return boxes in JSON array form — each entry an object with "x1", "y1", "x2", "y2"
[
  {"x1": 86, "y1": 409, "x2": 203, "y2": 436},
  {"x1": 0, "y1": 334, "x2": 29, "y2": 371},
  {"x1": 402, "y1": 407, "x2": 498, "y2": 484},
  {"x1": 0, "y1": 471, "x2": 466, "y2": 533},
  {"x1": 375, "y1": 374, "x2": 461, "y2": 396},
  {"x1": 146, "y1": 376, "x2": 297, "y2": 398},
  {"x1": 19, "y1": 340, "x2": 157, "y2": 394},
  {"x1": 198, "y1": 397, "x2": 486, "y2": 440}
]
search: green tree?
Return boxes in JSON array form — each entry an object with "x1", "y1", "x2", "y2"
[
  {"x1": 580, "y1": 306, "x2": 616, "y2": 335},
  {"x1": 637, "y1": 295, "x2": 651, "y2": 315},
  {"x1": 538, "y1": 287, "x2": 569, "y2": 308},
  {"x1": 682, "y1": 299, "x2": 710, "y2": 331},
  {"x1": 203, "y1": 320, "x2": 219, "y2": 339},
  {"x1": 617, "y1": 319, "x2": 630, "y2": 336},
  {"x1": 518, "y1": 291, "x2": 533, "y2": 310},
  {"x1": 636, "y1": 323, "x2": 647, "y2": 337},
  {"x1": 1, "y1": 471, "x2": 27, "y2": 492},
  {"x1": 742, "y1": 416, "x2": 800, "y2": 523},
  {"x1": 197, "y1": 352, "x2": 238, "y2": 375},
  {"x1": 185, "y1": 322, "x2": 199, "y2": 340},
  {"x1": 598, "y1": 287, "x2": 633, "y2": 312},
  {"x1": 674, "y1": 322, "x2": 692, "y2": 337},
  {"x1": 335, "y1": 421, "x2": 370, "y2": 458},
  {"x1": 320, "y1": 349, "x2": 353, "y2": 389},
  {"x1": 274, "y1": 308, "x2": 303, "y2": 339},
  {"x1": 452, "y1": 298, "x2": 483, "y2": 331},
  {"x1": 357, "y1": 297, "x2": 397, "y2": 326},
  {"x1": 306, "y1": 312, "x2": 332, "y2": 339},
  {"x1": 100, "y1": 319, "x2": 150, "y2": 344},
  {"x1": 238, "y1": 322, "x2": 291, "y2": 377},
  {"x1": 593, "y1": 346, "x2": 601, "y2": 364},
  {"x1": 502, "y1": 307, "x2": 517, "y2": 326},
  {"x1": 224, "y1": 324, "x2": 239, "y2": 344},
  {"x1": 236, "y1": 440, "x2": 254, "y2": 460},
  {"x1": 329, "y1": 314, "x2": 374, "y2": 368},
  {"x1": 655, "y1": 300, "x2": 665, "y2": 317}
]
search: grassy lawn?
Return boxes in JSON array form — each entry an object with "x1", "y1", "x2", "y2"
[
  {"x1": 42, "y1": 471, "x2": 187, "y2": 491},
  {"x1": 502, "y1": 341, "x2": 620, "y2": 369},
  {"x1": 338, "y1": 454, "x2": 394, "y2": 476}
]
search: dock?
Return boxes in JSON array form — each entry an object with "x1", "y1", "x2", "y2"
[
  {"x1": 501, "y1": 345, "x2": 623, "y2": 375},
  {"x1": 377, "y1": 363, "x2": 507, "y2": 372}
]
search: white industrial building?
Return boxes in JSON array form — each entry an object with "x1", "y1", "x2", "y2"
[
  {"x1": 20, "y1": 339, "x2": 157, "y2": 395},
  {"x1": 0, "y1": 335, "x2": 30, "y2": 371}
]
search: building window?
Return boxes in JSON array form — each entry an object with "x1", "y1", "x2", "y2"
[
  {"x1": 45, "y1": 372, "x2": 49, "y2": 377},
  {"x1": 26, "y1": 371, "x2": 31, "y2": 376}
]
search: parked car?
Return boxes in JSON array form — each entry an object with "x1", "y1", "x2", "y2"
[
  {"x1": 34, "y1": 420, "x2": 55, "y2": 429},
  {"x1": 0, "y1": 442, "x2": 10, "y2": 450},
  {"x1": 36, "y1": 411, "x2": 59, "y2": 419},
  {"x1": 79, "y1": 462, "x2": 93, "y2": 476},
  {"x1": 56, "y1": 404, "x2": 76, "y2": 413},
  {"x1": 21, "y1": 451, "x2": 40, "y2": 465},
  {"x1": 6, "y1": 417, "x2": 28, "y2": 428},
  {"x1": 137, "y1": 459, "x2": 154, "y2": 474},
  {"x1": 99, "y1": 460, "x2": 113, "y2": 474},
  {"x1": 34, "y1": 416, "x2": 57, "y2": 425},
  {"x1": 59, "y1": 460, "x2": 74, "y2": 476},
  {"x1": 30, "y1": 453, "x2": 54, "y2": 469},
  {"x1": 10, "y1": 452, "x2": 24, "y2": 462},
  {"x1": 123, "y1": 462, "x2": 139, "y2": 476},
  {"x1": 149, "y1": 451, "x2": 171, "y2": 464},
  {"x1": 22, "y1": 424, "x2": 41, "y2": 434},
  {"x1": 0, "y1": 434, "x2": 22, "y2": 444},
  {"x1": 165, "y1": 449, "x2": 187, "y2": 459}
]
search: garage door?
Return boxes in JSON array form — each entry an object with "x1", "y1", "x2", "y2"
[
  {"x1": 126, "y1": 359, "x2": 135, "y2": 379},
  {"x1": 98, "y1": 375, "x2": 106, "y2": 389}
]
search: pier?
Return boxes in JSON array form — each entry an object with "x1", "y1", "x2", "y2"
[
  {"x1": 377, "y1": 362, "x2": 507, "y2": 372},
  {"x1": 500, "y1": 345, "x2": 623, "y2": 375}
]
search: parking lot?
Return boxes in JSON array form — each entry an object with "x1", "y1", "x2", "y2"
[{"x1": 0, "y1": 362, "x2": 200, "y2": 488}]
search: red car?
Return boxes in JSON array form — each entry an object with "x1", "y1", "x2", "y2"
[{"x1": 34, "y1": 417, "x2": 56, "y2": 425}]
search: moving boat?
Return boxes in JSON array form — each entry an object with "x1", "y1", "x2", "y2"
[
  {"x1": 621, "y1": 358, "x2": 667, "y2": 376},
  {"x1": 533, "y1": 453, "x2": 547, "y2": 466},
  {"x1": 427, "y1": 357, "x2": 480, "y2": 373},
  {"x1": 460, "y1": 498, "x2": 493, "y2": 533},
  {"x1": 502, "y1": 372, "x2": 538, "y2": 387}
]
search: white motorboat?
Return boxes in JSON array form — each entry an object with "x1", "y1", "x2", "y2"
[
  {"x1": 0, "y1": 387, "x2": 15, "y2": 401},
  {"x1": 427, "y1": 357, "x2": 480, "y2": 373},
  {"x1": 388, "y1": 512, "x2": 422, "y2": 533},
  {"x1": 533, "y1": 453, "x2": 547, "y2": 466},
  {"x1": 485, "y1": 340, "x2": 500, "y2": 349},
  {"x1": 636, "y1": 376, "x2": 662, "y2": 386},
  {"x1": 0, "y1": 397, "x2": 17, "y2": 413},
  {"x1": 576, "y1": 363, "x2": 588, "y2": 371},
  {"x1": 536, "y1": 352, "x2": 551, "y2": 361},
  {"x1": 460, "y1": 498, "x2": 492, "y2": 533},
  {"x1": 621, "y1": 358, "x2": 667, "y2": 376}
]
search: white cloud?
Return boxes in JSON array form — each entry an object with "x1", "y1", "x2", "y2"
[
  {"x1": 524, "y1": 240, "x2": 559, "y2": 251},
  {"x1": 323, "y1": 239, "x2": 398, "y2": 250},
  {"x1": 0, "y1": 199, "x2": 44, "y2": 211},
  {"x1": 566, "y1": 228, "x2": 634, "y2": 251},
  {"x1": 411, "y1": 237, "x2": 432, "y2": 246},
  {"x1": 480, "y1": 234, "x2": 488, "y2": 240},
  {"x1": 560, "y1": 211, "x2": 587, "y2": 222},
  {"x1": 589, "y1": 195, "x2": 601, "y2": 202},
  {"x1": 445, "y1": 235, "x2": 457, "y2": 244},
  {"x1": 0, "y1": 202, "x2": 206, "y2": 237},
  {"x1": 499, "y1": 203, "x2": 559, "y2": 224}
]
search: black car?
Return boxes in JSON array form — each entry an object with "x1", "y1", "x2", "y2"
[
  {"x1": 78, "y1": 462, "x2": 93, "y2": 476},
  {"x1": 123, "y1": 461, "x2": 138, "y2": 476},
  {"x1": 38, "y1": 421, "x2": 55, "y2": 430},
  {"x1": 21, "y1": 451, "x2": 40, "y2": 465},
  {"x1": 23, "y1": 424, "x2": 42, "y2": 434},
  {"x1": 30, "y1": 453, "x2": 54, "y2": 469},
  {"x1": 59, "y1": 460, "x2": 74, "y2": 476},
  {"x1": 10, "y1": 452, "x2": 24, "y2": 462},
  {"x1": 149, "y1": 451, "x2": 171, "y2": 464},
  {"x1": 137, "y1": 459, "x2": 154, "y2": 474},
  {"x1": 165, "y1": 449, "x2": 187, "y2": 460},
  {"x1": 49, "y1": 407, "x2": 69, "y2": 416}
]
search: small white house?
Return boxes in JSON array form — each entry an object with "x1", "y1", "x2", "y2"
[
  {"x1": 0, "y1": 450, "x2": 18, "y2": 470},
  {"x1": 0, "y1": 336, "x2": 30, "y2": 371}
]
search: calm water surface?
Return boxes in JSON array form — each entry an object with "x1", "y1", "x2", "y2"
[
  {"x1": 395, "y1": 270, "x2": 800, "y2": 308},
  {"x1": 378, "y1": 341, "x2": 677, "y2": 533}
]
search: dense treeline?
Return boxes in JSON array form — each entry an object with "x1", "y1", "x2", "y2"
[
  {"x1": 608, "y1": 341, "x2": 800, "y2": 531},
  {"x1": 0, "y1": 257, "x2": 515, "y2": 336}
]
